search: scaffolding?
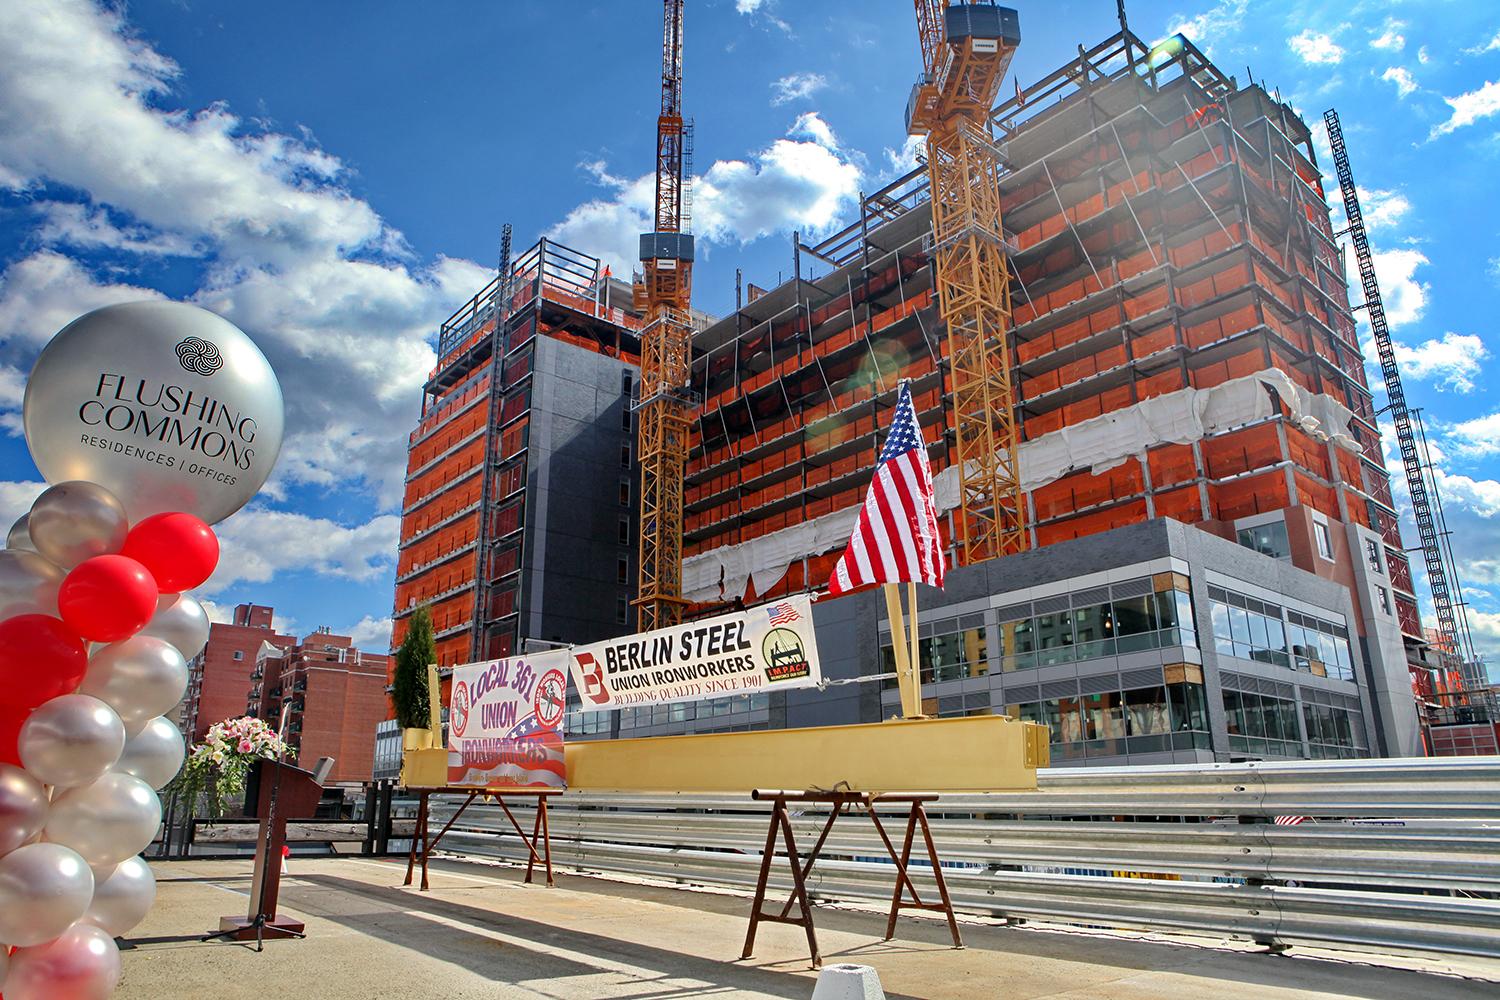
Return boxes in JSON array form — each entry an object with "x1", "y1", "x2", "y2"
[
  {"x1": 680, "y1": 30, "x2": 1422, "y2": 648},
  {"x1": 394, "y1": 238, "x2": 641, "y2": 667}
]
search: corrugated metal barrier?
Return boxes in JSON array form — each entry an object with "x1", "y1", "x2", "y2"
[{"x1": 425, "y1": 757, "x2": 1500, "y2": 958}]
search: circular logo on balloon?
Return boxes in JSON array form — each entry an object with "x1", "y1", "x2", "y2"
[
  {"x1": 174, "y1": 337, "x2": 224, "y2": 376},
  {"x1": 451, "y1": 680, "x2": 470, "y2": 737},
  {"x1": 23, "y1": 301, "x2": 285, "y2": 526},
  {"x1": 534, "y1": 669, "x2": 566, "y2": 728}
]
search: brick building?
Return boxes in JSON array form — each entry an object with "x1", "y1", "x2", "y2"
[
  {"x1": 246, "y1": 626, "x2": 390, "y2": 783},
  {"x1": 182, "y1": 604, "x2": 293, "y2": 743}
]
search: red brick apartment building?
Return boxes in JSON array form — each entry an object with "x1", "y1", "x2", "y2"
[{"x1": 182, "y1": 604, "x2": 293, "y2": 743}]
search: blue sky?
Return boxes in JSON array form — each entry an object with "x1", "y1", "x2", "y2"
[{"x1": 0, "y1": 0, "x2": 1497, "y2": 673}]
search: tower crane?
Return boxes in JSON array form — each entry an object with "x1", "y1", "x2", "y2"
[
  {"x1": 907, "y1": 2, "x2": 1025, "y2": 562},
  {"x1": 634, "y1": 0, "x2": 694, "y2": 631}
]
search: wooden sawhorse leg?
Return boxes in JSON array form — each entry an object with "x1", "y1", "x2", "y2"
[
  {"x1": 403, "y1": 791, "x2": 430, "y2": 888},
  {"x1": 870, "y1": 801, "x2": 962, "y2": 948},
  {"x1": 741, "y1": 795, "x2": 827, "y2": 969}
]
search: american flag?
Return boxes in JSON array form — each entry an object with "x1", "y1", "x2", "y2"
[
  {"x1": 1272, "y1": 815, "x2": 1307, "y2": 825},
  {"x1": 828, "y1": 382, "x2": 945, "y2": 596},
  {"x1": 766, "y1": 602, "x2": 801, "y2": 626}
]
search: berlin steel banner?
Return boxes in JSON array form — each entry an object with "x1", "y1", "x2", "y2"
[
  {"x1": 567, "y1": 594, "x2": 822, "y2": 711},
  {"x1": 447, "y1": 648, "x2": 569, "y2": 788}
]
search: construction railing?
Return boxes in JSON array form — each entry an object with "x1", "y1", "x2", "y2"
[{"x1": 424, "y1": 757, "x2": 1500, "y2": 959}]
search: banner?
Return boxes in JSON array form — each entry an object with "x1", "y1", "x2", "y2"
[
  {"x1": 568, "y1": 594, "x2": 822, "y2": 710},
  {"x1": 446, "y1": 649, "x2": 569, "y2": 789}
]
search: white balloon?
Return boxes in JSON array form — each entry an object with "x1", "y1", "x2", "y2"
[
  {"x1": 7, "y1": 513, "x2": 36, "y2": 551},
  {"x1": 112, "y1": 715, "x2": 186, "y2": 790},
  {"x1": 45, "y1": 772, "x2": 161, "y2": 868},
  {"x1": 80, "y1": 634, "x2": 188, "y2": 739},
  {"x1": 2, "y1": 921, "x2": 121, "y2": 1000},
  {"x1": 82, "y1": 855, "x2": 157, "y2": 936},
  {"x1": 25, "y1": 481, "x2": 129, "y2": 571},
  {"x1": 0, "y1": 549, "x2": 65, "y2": 620},
  {"x1": 0, "y1": 842, "x2": 95, "y2": 947},
  {"x1": 0, "y1": 763, "x2": 49, "y2": 858},
  {"x1": 22, "y1": 300, "x2": 285, "y2": 526},
  {"x1": 17, "y1": 694, "x2": 126, "y2": 789},
  {"x1": 138, "y1": 591, "x2": 211, "y2": 660}
]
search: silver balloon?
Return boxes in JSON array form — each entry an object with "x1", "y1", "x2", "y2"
[
  {"x1": 138, "y1": 591, "x2": 211, "y2": 660},
  {"x1": 111, "y1": 715, "x2": 186, "y2": 790},
  {"x1": 44, "y1": 772, "x2": 161, "y2": 867},
  {"x1": 0, "y1": 549, "x2": 65, "y2": 620},
  {"x1": 79, "y1": 634, "x2": 188, "y2": 740},
  {"x1": 0, "y1": 842, "x2": 95, "y2": 947},
  {"x1": 7, "y1": 513, "x2": 37, "y2": 551},
  {"x1": 2, "y1": 921, "x2": 121, "y2": 1000},
  {"x1": 0, "y1": 763, "x2": 49, "y2": 857},
  {"x1": 25, "y1": 481, "x2": 129, "y2": 571},
  {"x1": 81, "y1": 855, "x2": 157, "y2": 936},
  {"x1": 23, "y1": 300, "x2": 286, "y2": 526},
  {"x1": 17, "y1": 695, "x2": 126, "y2": 789}
]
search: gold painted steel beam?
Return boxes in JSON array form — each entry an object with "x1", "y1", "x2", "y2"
[{"x1": 566, "y1": 714, "x2": 1048, "y2": 792}]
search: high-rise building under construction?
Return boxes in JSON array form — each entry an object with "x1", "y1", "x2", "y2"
[{"x1": 395, "y1": 26, "x2": 1441, "y2": 760}]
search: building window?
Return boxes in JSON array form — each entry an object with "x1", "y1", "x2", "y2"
[
  {"x1": 1207, "y1": 584, "x2": 1354, "y2": 681},
  {"x1": 1011, "y1": 680, "x2": 1210, "y2": 760},
  {"x1": 618, "y1": 516, "x2": 630, "y2": 544},
  {"x1": 992, "y1": 576, "x2": 1196, "y2": 672},
  {"x1": 617, "y1": 556, "x2": 629, "y2": 584},
  {"x1": 621, "y1": 442, "x2": 632, "y2": 468},
  {"x1": 621, "y1": 371, "x2": 633, "y2": 397},
  {"x1": 1237, "y1": 521, "x2": 1292, "y2": 561},
  {"x1": 1364, "y1": 537, "x2": 1382, "y2": 574},
  {"x1": 619, "y1": 480, "x2": 630, "y2": 507},
  {"x1": 233, "y1": 651, "x2": 243, "y2": 660},
  {"x1": 1223, "y1": 688, "x2": 1306, "y2": 758},
  {"x1": 1377, "y1": 586, "x2": 1391, "y2": 615},
  {"x1": 1314, "y1": 521, "x2": 1333, "y2": 560},
  {"x1": 616, "y1": 597, "x2": 629, "y2": 624},
  {"x1": 621, "y1": 406, "x2": 632, "y2": 432}
]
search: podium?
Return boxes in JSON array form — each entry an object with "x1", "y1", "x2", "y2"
[{"x1": 216, "y1": 758, "x2": 329, "y2": 942}]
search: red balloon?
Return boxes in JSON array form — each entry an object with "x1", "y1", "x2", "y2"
[
  {"x1": 57, "y1": 555, "x2": 159, "y2": 643},
  {"x1": 0, "y1": 614, "x2": 88, "y2": 711},
  {"x1": 121, "y1": 511, "x2": 220, "y2": 592},
  {"x1": 0, "y1": 703, "x2": 31, "y2": 765}
]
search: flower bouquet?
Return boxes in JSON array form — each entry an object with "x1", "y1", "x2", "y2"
[{"x1": 165, "y1": 716, "x2": 291, "y2": 819}]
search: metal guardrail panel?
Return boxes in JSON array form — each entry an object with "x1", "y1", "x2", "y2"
[{"x1": 423, "y1": 759, "x2": 1500, "y2": 958}]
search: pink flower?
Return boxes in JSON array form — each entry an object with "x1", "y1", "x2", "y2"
[{"x1": 239, "y1": 739, "x2": 253, "y2": 753}]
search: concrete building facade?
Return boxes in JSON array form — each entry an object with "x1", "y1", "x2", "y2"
[
  {"x1": 245, "y1": 626, "x2": 390, "y2": 783},
  {"x1": 182, "y1": 603, "x2": 293, "y2": 743}
]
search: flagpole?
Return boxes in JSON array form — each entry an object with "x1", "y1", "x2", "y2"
[
  {"x1": 884, "y1": 583, "x2": 918, "y2": 719},
  {"x1": 908, "y1": 580, "x2": 921, "y2": 716}
]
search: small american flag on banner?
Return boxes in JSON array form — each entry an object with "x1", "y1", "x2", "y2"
[
  {"x1": 765, "y1": 602, "x2": 801, "y2": 625},
  {"x1": 827, "y1": 382, "x2": 945, "y2": 596},
  {"x1": 1272, "y1": 815, "x2": 1307, "y2": 825}
]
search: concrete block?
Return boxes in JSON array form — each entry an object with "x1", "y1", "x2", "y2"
[{"x1": 811, "y1": 964, "x2": 885, "y2": 1000}]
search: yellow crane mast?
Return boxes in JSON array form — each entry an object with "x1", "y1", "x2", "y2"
[
  {"x1": 907, "y1": 1, "x2": 1025, "y2": 562},
  {"x1": 633, "y1": 0, "x2": 694, "y2": 631}
]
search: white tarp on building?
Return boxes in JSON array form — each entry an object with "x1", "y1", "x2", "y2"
[{"x1": 682, "y1": 369, "x2": 1362, "y2": 603}]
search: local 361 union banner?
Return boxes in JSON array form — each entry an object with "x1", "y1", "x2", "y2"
[
  {"x1": 447, "y1": 648, "x2": 569, "y2": 788},
  {"x1": 568, "y1": 594, "x2": 822, "y2": 710}
]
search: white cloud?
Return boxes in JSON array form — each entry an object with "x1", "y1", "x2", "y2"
[
  {"x1": 547, "y1": 114, "x2": 862, "y2": 277},
  {"x1": 1356, "y1": 186, "x2": 1411, "y2": 230},
  {"x1": 1365, "y1": 332, "x2": 1487, "y2": 393},
  {"x1": 733, "y1": 0, "x2": 790, "y2": 34},
  {"x1": 345, "y1": 615, "x2": 394, "y2": 653},
  {"x1": 0, "y1": 480, "x2": 47, "y2": 532},
  {"x1": 201, "y1": 508, "x2": 400, "y2": 594},
  {"x1": 771, "y1": 73, "x2": 828, "y2": 106},
  {"x1": 1289, "y1": 29, "x2": 1346, "y2": 66},
  {"x1": 1442, "y1": 412, "x2": 1500, "y2": 460},
  {"x1": 1489, "y1": 256, "x2": 1500, "y2": 288},
  {"x1": 1347, "y1": 247, "x2": 1429, "y2": 328},
  {"x1": 0, "y1": 0, "x2": 494, "y2": 515},
  {"x1": 1431, "y1": 79, "x2": 1500, "y2": 137},
  {"x1": 1371, "y1": 22, "x2": 1406, "y2": 52},
  {"x1": 1382, "y1": 67, "x2": 1419, "y2": 98},
  {"x1": 1166, "y1": 0, "x2": 1247, "y2": 52}
]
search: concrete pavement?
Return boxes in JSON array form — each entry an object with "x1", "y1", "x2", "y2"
[{"x1": 114, "y1": 856, "x2": 1500, "y2": 1000}]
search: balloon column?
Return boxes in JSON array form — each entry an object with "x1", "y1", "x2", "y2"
[{"x1": 1, "y1": 301, "x2": 284, "y2": 998}]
